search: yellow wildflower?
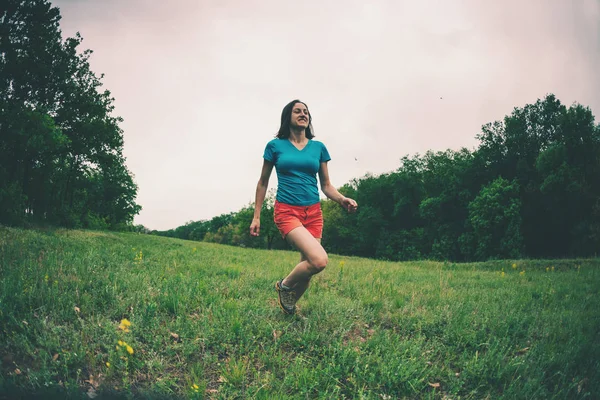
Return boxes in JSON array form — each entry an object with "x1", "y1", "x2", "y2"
[
  {"x1": 519, "y1": 271, "x2": 525, "y2": 276},
  {"x1": 119, "y1": 319, "x2": 132, "y2": 332},
  {"x1": 106, "y1": 362, "x2": 110, "y2": 367},
  {"x1": 126, "y1": 345, "x2": 134, "y2": 355},
  {"x1": 512, "y1": 263, "x2": 517, "y2": 269},
  {"x1": 501, "y1": 271, "x2": 505, "y2": 278},
  {"x1": 546, "y1": 267, "x2": 549, "y2": 272},
  {"x1": 192, "y1": 384, "x2": 199, "y2": 389},
  {"x1": 551, "y1": 266, "x2": 555, "y2": 271},
  {"x1": 118, "y1": 340, "x2": 124, "y2": 346}
]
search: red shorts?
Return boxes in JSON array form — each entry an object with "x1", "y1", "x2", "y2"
[{"x1": 274, "y1": 201, "x2": 323, "y2": 239}]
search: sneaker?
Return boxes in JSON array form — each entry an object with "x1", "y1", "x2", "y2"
[{"x1": 275, "y1": 279, "x2": 296, "y2": 315}]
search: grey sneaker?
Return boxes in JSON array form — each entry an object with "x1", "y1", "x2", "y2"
[{"x1": 275, "y1": 279, "x2": 296, "y2": 315}]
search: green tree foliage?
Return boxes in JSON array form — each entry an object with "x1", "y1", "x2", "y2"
[
  {"x1": 153, "y1": 191, "x2": 288, "y2": 250},
  {"x1": 0, "y1": 0, "x2": 140, "y2": 228},
  {"x1": 535, "y1": 104, "x2": 600, "y2": 255},
  {"x1": 476, "y1": 95, "x2": 600, "y2": 257},
  {"x1": 465, "y1": 177, "x2": 523, "y2": 260},
  {"x1": 419, "y1": 149, "x2": 477, "y2": 260},
  {"x1": 321, "y1": 183, "x2": 358, "y2": 255}
]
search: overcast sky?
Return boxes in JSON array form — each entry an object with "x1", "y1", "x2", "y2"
[{"x1": 52, "y1": 0, "x2": 600, "y2": 231}]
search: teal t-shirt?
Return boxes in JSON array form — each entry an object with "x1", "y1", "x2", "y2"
[{"x1": 263, "y1": 138, "x2": 331, "y2": 206}]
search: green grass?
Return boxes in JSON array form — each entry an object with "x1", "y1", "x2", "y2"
[{"x1": 0, "y1": 226, "x2": 599, "y2": 399}]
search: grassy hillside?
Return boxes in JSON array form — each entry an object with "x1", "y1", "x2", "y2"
[{"x1": 1, "y1": 226, "x2": 598, "y2": 399}]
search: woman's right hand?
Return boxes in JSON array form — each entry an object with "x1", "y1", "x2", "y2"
[{"x1": 249, "y1": 218, "x2": 260, "y2": 236}]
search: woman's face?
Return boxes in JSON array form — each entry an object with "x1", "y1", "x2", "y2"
[{"x1": 290, "y1": 102, "x2": 310, "y2": 129}]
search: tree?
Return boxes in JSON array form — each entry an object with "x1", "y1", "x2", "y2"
[
  {"x1": 0, "y1": 0, "x2": 141, "y2": 228},
  {"x1": 535, "y1": 103, "x2": 600, "y2": 256},
  {"x1": 475, "y1": 94, "x2": 600, "y2": 257},
  {"x1": 465, "y1": 177, "x2": 523, "y2": 260},
  {"x1": 418, "y1": 149, "x2": 476, "y2": 260},
  {"x1": 321, "y1": 183, "x2": 359, "y2": 256}
]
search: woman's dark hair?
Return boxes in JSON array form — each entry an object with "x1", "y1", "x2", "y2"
[{"x1": 276, "y1": 99, "x2": 314, "y2": 139}]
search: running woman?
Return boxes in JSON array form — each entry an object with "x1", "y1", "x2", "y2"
[{"x1": 249, "y1": 99, "x2": 358, "y2": 314}]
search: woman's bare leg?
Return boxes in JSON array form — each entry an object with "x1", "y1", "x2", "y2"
[
  {"x1": 290, "y1": 239, "x2": 322, "y2": 300},
  {"x1": 281, "y1": 227, "x2": 327, "y2": 301}
]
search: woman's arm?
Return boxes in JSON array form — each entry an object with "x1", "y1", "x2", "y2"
[
  {"x1": 318, "y1": 162, "x2": 358, "y2": 212},
  {"x1": 250, "y1": 160, "x2": 274, "y2": 236}
]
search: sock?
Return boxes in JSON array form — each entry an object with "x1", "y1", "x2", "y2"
[{"x1": 280, "y1": 280, "x2": 292, "y2": 290}]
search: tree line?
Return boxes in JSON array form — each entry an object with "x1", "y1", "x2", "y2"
[
  {"x1": 155, "y1": 94, "x2": 600, "y2": 261},
  {"x1": 0, "y1": 0, "x2": 141, "y2": 229}
]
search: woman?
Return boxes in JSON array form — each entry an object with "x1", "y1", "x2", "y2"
[{"x1": 249, "y1": 99, "x2": 358, "y2": 314}]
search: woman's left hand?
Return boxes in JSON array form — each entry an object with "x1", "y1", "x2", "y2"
[{"x1": 341, "y1": 197, "x2": 358, "y2": 213}]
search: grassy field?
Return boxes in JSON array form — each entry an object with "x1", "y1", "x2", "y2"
[{"x1": 0, "y1": 226, "x2": 599, "y2": 399}]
